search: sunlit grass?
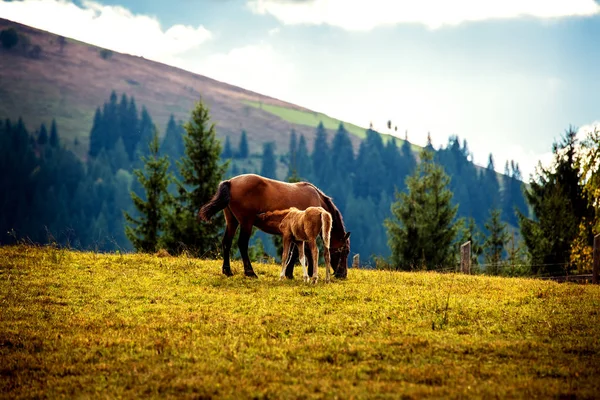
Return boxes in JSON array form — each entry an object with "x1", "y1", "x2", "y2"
[
  {"x1": 1, "y1": 245, "x2": 599, "y2": 398},
  {"x1": 243, "y1": 100, "x2": 420, "y2": 150}
]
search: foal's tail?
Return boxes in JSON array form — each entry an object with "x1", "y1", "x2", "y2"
[
  {"x1": 198, "y1": 181, "x2": 231, "y2": 221},
  {"x1": 320, "y1": 210, "x2": 333, "y2": 249}
]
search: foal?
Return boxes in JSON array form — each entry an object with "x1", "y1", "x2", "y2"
[{"x1": 257, "y1": 207, "x2": 333, "y2": 283}]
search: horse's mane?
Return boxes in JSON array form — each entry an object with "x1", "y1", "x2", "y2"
[{"x1": 305, "y1": 183, "x2": 346, "y2": 233}]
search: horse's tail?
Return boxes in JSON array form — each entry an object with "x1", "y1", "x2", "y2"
[
  {"x1": 320, "y1": 210, "x2": 332, "y2": 249},
  {"x1": 198, "y1": 181, "x2": 231, "y2": 221}
]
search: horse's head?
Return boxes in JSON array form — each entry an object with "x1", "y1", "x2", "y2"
[{"x1": 331, "y1": 231, "x2": 350, "y2": 278}]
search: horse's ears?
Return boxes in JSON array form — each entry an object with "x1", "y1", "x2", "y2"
[{"x1": 344, "y1": 232, "x2": 351, "y2": 240}]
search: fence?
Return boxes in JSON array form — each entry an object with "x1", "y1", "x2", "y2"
[{"x1": 458, "y1": 233, "x2": 600, "y2": 284}]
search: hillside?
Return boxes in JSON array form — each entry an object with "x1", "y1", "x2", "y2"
[
  {"x1": 0, "y1": 18, "x2": 394, "y2": 160},
  {"x1": 2, "y1": 245, "x2": 599, "y2": 398}
]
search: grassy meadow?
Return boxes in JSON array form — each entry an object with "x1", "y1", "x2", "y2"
[{"x1": 1, "y1": 245, "x2": 599, "y2": 399}]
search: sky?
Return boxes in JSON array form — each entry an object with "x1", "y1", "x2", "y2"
[{"x1": 2, "y1": 0, "x2": 600, "y2": 178}]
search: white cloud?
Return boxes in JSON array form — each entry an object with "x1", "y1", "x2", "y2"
[
  {"x1": 191, "y1": 42, "x2": 296, "y2": 100},
  {"x1": 0, "y1": 0, "x2": 211, "y2": 61},
  {"x1": 248, "y1": 0, "x2": 600, "y2": 30}
]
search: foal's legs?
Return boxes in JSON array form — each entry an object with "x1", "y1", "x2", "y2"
[
  {"x1": 297, "y1": 242, "x2": 309, "y2": 282},
  {"x1": 307, "y1": 240, "x2": 319, "y2": 284},
  {"x1": 221, "y1": 208, "x2": 239, "y2": 276},
  {"x1": 238, "y1": 221, "x2": 258, "y2": 278},
  {"x1": 280, "y1": 236, "x2": 293, "y2": 280}
]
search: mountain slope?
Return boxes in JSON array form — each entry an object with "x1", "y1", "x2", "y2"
[{"x1": 0, "y1": 18, "x2": 396, "y2": 159}]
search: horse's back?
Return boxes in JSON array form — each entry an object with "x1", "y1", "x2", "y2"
[{"x1": 228, "y1": 174, "x2": 323, "y2": 214}]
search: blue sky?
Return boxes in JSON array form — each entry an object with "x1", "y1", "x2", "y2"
[{"x1": 2, "y1": 0, "x2": 600, "y2": 177}]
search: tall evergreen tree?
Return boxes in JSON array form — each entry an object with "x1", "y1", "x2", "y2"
[
  {"x1": 37, "y1": 123, "x2": 48, "y2": 145},
  {"x1": 124, "y1": 131, "x2": 170, "y2": 252},
  {"x1": 222, "y1": 135, "x2": 233, "y2": 159},
  {"x1": 295, "y1": 134, "x2": 313, "y2": 181},
  {"x1": 88, "y1": 107, "x2": 104, "y2": 158},
  {"x1": 483, "y1": 154, "x2": 500, "y2": 209},
  {"x1": 385, "y1": 148, "x2": 458, "y2": 270},
  {"x1": 160, "y1": 114, "x2": 185, "y2": 179},
  {"x1": 330, "y1": 123, "x2": 354, "y2": 178},
  {"x1": 104, "y1": 91, "x2": 120, "y2": 151},
  {"x1": 49, "y1": 119, "x2": 59, "y2": 148},
  {"x1": 260, "y1": 141, "x2": 277, "y2": 179},
  {"x1": 288, "y1": 129, "x2": 298, "y2": 166},
  {"x1": 162, "y1": 100, "x2": 227, "y2": 257},
  {"x1": 518, "y1": 128, "x2": 593, "y2": 275},
  {"x1": 354, "y1": 129, "x2": 386, "y2": 201},
  {"x1": 483, "y1": 209, "x2": 509, "y2": 275},
  {"x1": 237, "y1": 130, "x2": 249, "y2": 159},
  {"x1": 121, "y1": 96, "x2": 139, "y2": 161},
  {"x1": 312, "y1": 122, "x2": 330, "y2": 187},
  {"x1": 135, "y1": 106, "x2": 155, "y2": 161}
]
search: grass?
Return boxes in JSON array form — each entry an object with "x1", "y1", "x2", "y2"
[{"x1": 1, "y1": 245, "x2": 599, "y2": 399}]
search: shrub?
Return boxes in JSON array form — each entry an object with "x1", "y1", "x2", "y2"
[{"x1": 0, "y1": 28, "x2": 19, "y2": 49}]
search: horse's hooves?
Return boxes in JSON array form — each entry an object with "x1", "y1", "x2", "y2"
[
  {"x1": 222, "y1": 268, "x2": 233, "y2": 277},
  {"x1": 245, "y1": 271, "x2": 258, "y2": 278}
]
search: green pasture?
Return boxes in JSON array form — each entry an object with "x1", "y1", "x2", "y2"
[{"x1": 1, "y1": 245, "x2": 599, "y2": 398}]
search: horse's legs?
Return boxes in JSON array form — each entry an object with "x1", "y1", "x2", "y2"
[
  {"x1": 324, "y1": 246, "x2": 331, "y2": 283},
  {"x1": 308, "y1": 240, "x2": 319, "y2": 284},
  {"x1": 221, "y1": 208, "x2": 238, "y2": 277},
  {"x1": 297, "y1": 242, "x2": 309, "y2": 282},
  {"x1": 237, "y1": 221, "x2": 258, "y2": 278},
  {"x1": 280, "y1": 236, "x2": 292, "y2": 280}
]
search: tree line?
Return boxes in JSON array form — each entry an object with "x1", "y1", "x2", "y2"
[{"x1": 1, "y1": 90, "x2": 597, "y2": 276}]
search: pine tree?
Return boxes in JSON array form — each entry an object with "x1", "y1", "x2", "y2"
[
  {"x1": 312, "y1": 122, "x2": 330, "y2": 188},
  {"x1": 385, "y1": 148, "x2": 458, "y2": 270},
  {"x1": 483, "y1": 154, "x2": 500, "y2": 208},
  {"x1": 37, "y1": 124, "x2": 48, "y2": 145},
  {"x1": 295, "y1": 134, "x2": 313, "y2": 181},
  {"x1": 134, "y1": 107, "x2": 155, "y2": 161},
  {"x1": 288, "y1": 129, "x2": 298, "y2": 165},
  {"x1": 330, "y1": 123, "x2": 354, "y2": 179},
  {"x1": 110, "y1": 138, "x2": 130, "y2": 172},
  {"x1": 121, "y1": 96, "x2": 139, "y2": 161},
  {"x1": 160, "y1": 114, "x2": 185, "y2": 179},
  {"x1": 354, "y1": 129, "x2": 386, "y2": 201},
  {"x1": 222, "y1": 135, "x2": 233, "y2": 159},
  {"x1": 237, "y1": 130, "x2": 249, "y2": 159},
  {"x1": 483, "y1": 209, "x2": 509, "y2": 275},
  {"x1": 124, "y1": 131, "x2": 171, "y2": 253},
  {"x1": 49, "y1": 119, "x2": 59, "y2": 148},
  {"x1": 260, "y1": 141, "x2": 277, "y2": 179},
  {"x1": 88, "y1": 107, "x2": 104, "y2": 158},
  {"x1": 104, "y1": 91, "x2": 119, "y2": 151},
  {"x1": 162, "y1": 100, "x2": 227, "y2": 257},
  {"x1": 518, "y1": 128, "x2": 593, "y2": 275}
]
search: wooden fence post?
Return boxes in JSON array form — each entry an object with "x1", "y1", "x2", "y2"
[
  {"x1": 352, "y1": 254, "x2": 360, "y2": 269},
  {"x1": 593, "y1": 234, "x2": 600, "y2": 284},
  {"x1": 460, "y1": 241, "x2": 471, "y2": 274}
]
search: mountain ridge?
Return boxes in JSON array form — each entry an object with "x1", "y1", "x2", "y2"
[{"x1": 0, "y1": 17, "x2": 382, "y2": 160}]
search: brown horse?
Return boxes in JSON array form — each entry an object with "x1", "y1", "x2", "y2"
[
  {"x1": 257, "y1": 207, "x2": 333, "y2": 283},
  {"x1": 198, "y1": 174, "x2": 350, "y2": 279}
]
